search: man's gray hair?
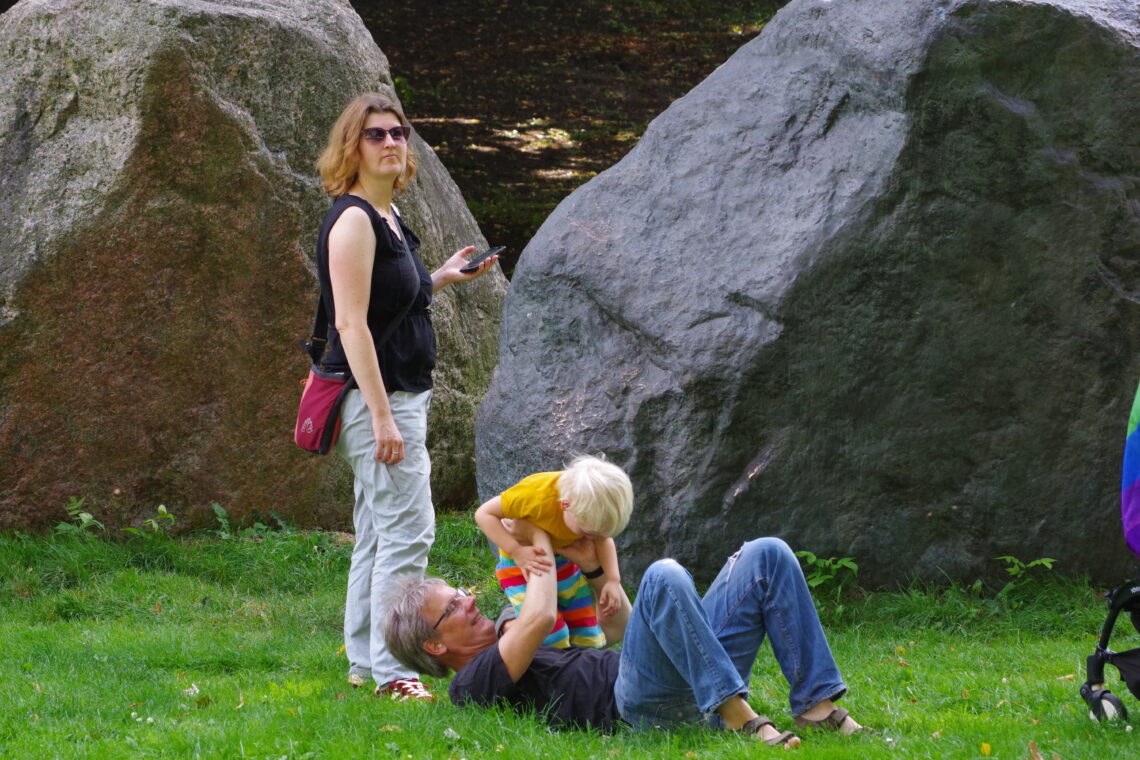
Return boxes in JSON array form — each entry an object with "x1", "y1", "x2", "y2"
[{"x1": 384, "y1": 575, "x2": 451, "y2": 678}]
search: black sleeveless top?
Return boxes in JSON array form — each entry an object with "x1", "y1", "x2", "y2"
[{"x1": 315, "y1": 194, "x2": 436, "y2": 392}]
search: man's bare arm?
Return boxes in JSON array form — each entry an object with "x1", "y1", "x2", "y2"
[{"x1": 497, "y1": 522, "x2": 557, "y2": 681}]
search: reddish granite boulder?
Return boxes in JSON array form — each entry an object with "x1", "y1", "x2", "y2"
[{"x1": 0, "y1": 0, "x2": 505, "y2": 530}]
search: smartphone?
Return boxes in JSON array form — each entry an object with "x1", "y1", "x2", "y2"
[{"x1": 460, "y1": 245, "x2": 505, "y2": 273}]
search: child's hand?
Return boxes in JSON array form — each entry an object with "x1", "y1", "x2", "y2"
[
  {"x1": 514, "y1": 544, "x2": 552, "y2": 579},
  {"x1": 598, "y1": 579, "x2": 623, "y2": 618}
]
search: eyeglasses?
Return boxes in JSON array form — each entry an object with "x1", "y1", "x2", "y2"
[
  {"x1": 432, "y1": 587, "x2": 472, "y2": 629},
  {"x1": 361, "y1": 125, "x2": 412, "y2": 143}
]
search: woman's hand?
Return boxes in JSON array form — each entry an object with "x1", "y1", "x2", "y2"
[
  {"x1": 431, "y1": 245, "x2": 499, "y2": 291},
  {"x1": 371, "y1": 411, "x2": 404, "y2": 464}
]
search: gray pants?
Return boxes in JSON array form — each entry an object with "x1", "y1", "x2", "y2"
[{"x1": 337, "y1": 388, "x2": 434, "y2": 686}]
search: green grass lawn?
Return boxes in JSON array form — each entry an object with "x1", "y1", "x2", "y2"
[{"x1": 3, "y1": 514, "x2": 1138, "y2": 759}]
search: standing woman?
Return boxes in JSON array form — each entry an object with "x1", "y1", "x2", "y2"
[{"x1": 315, "y1": 93, "x2": 497, "y2": 701}]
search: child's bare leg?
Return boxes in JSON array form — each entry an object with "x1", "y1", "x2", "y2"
[{"x1": 592, "y1": 579, "x2": 630, "y2": 645}]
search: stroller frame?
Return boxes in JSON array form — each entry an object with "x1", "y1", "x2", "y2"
[{"x1": 1080, "y1": 578, "x2": 1140, "y2": 721}]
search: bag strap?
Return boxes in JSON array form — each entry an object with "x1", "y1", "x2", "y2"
[
  {"x1": 299, "y1": 296, "x2": 332, "y2": 366},
  {"x1": 298, "y1": 200, "x2": 419, "y2": 370}
]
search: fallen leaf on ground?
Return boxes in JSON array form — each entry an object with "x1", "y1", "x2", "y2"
[
  {"x1": 1027, "y1": 739, "x2": 1043, "y2": 760},
  {"x1": 982, "y1": 742, "x2": 992, "y2": 756},
  {"x1": 234, "y1": 692, "x2": 245, "y2": 710},
  {"x1": 1056, "y1": 674, "x2": 1075, "y2": 680}
]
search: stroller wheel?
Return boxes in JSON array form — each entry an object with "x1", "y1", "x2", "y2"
[{"x1": 1081, "y1": 683, "x2": 1129, "y2": 722}]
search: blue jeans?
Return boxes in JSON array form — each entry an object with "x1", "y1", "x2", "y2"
[{"x1": 613, "y1": 538, "x2": 846, "y2": 728}]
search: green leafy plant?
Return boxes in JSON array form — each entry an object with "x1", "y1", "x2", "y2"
[
  {"x1": 996, "y1": 555, "x2": 1057, "y2": 579},
  {"x1": 210, "y1": 503, "x2": 297, "y2": 542},
  {"x1": 994, "y1": 555, "x2": 1056, "y2": 607},
  {"x1": 211, "y1": 502, "x2": 232, "y2": 539},
  {"x1": 124, "y1": 504, "x2": 175, "y2": 536},
  {"x1": 53, "y1": 497, "x2": 104, "y2": 536},
  {"x1": 795, "y1": 551, "x2": 859, "y2": 618},
  {"x1": 240, "y1": 510, "x2": 295, "y2": 540},
  {"x1": 795, "y1": 550, "x2": 859, "y2": 593}
]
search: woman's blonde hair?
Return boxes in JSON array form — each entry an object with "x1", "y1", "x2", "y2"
[{"x1": 317, "y1": 93, "x2": 417, "y2": 197}]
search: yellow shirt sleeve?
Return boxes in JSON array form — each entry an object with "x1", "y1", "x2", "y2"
[{"x1": 499, "y1": 471, "x2": 581, "y2": 548}]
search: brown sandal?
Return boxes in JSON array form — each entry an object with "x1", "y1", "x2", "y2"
[
  {"x1": 738, "y1": 715, "x2": 799, "y2": 747},
  {"x1": 794, "y1": 707, "x2": 876, "y2": 735}
]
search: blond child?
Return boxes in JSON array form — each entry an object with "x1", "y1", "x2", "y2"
[{"x1": 475, "y1": 455, "x2": 633, "y2": 648}]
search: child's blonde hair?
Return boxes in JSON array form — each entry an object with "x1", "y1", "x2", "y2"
[{"x1": 557, "y1": 455, "x2": 633, "y2": 537}]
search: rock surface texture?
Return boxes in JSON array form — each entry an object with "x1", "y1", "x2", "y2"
[
  {"x1": 0, "y1": 0, "x2": 505, "y2": 530},
  {"x1": 477, "y1": 0, "x2": 1140, "y2": 586}
]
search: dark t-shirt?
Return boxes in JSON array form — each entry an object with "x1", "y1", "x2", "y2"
[
  {"x1": 449, "y1": 644, "x2": 622, "y2": 731},
  {"x1": 315, "y1": 194, "x2": 436, "y2": 391}
]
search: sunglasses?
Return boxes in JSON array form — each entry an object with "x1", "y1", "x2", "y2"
[
  {"x1": 432, "y1": 587, "x2": 472, "y2": 629},
  {"x1": 360, "y1": 125, "x2": 412, "y2": 143}
]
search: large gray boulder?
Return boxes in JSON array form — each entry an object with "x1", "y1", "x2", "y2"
[
  {"x1": 0, "y1": 0, "x2": 506, "y2": 530},
  {"x1": 477, "y1": 0, "x2": 1140, "y2": 586}
]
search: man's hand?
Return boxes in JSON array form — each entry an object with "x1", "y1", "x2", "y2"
[{"x1": 513, "y1": 544, "x2": 553, "y2": 579}]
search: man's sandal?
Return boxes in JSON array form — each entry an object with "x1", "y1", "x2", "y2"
[
  {"x1": 738, "y1": 716, "x2": 799, "y2": 747},
  {"x1": 794, "y1": 707, "x2": 876, "y2": 735}
]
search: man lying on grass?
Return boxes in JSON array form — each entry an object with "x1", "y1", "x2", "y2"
[{"x1": 384, "y1": 522, "x2": 869, "y2": 747}]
